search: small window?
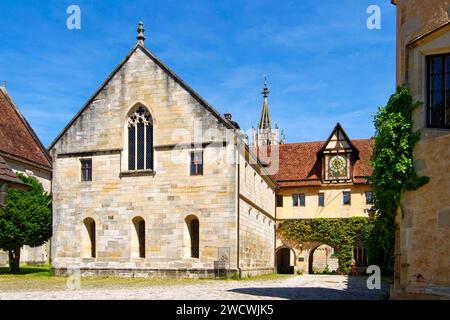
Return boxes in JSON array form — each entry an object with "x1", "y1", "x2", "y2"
[
  {"x1": 299, "y1": 193, "x2": 306, "y2": 207},
  {"x1": 343, "y1": 191, "x2": 351, "y2": 205},
  {"x1": 81, "y1": 159, "x2": 92, "y2": 181},
  {"x1": 276, "y1": 195, "x2": 283, "y2": 207},
  {"x1": 190, "y1": 151, "x2": 203, "y2": 176},
  {"x1": 318, "y1": 193, "x2": 325, "y2": 207},
  {"x1": 292, "y1": 194, "x2": 299, "y2": 207},
  {"x1": 365, "y1": 191, "x2": 374, "y2": 205}
]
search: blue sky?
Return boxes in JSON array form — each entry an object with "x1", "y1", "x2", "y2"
[{"x1": 0, "y1": 0, "x2": 396, "y2": 147}]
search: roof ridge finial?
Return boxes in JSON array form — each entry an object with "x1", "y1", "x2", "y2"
[
  {"x1": 262, "y1": 75, "x2": 269, "y2": 98},
  {"x1": 137, "y1": 21, "x2": 145, "y2": 46}
]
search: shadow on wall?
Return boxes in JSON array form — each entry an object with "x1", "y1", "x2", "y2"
[{"x1": 228, "y1": 276, "x2": 390, "y2": 300}]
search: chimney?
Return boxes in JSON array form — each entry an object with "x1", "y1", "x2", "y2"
[{"x1": 224, "y1": 113, "x2": 232, "y2": 121}]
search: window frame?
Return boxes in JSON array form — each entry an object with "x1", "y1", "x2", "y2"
[
  {"x1": 343, "y1": 191, "x2": 351, "y2": 205},
  {"x1": 299, "y1": 193, "x2": 306, "y2": 207},
  {"x1": 318, "y1": 192, "x2": 325, "y2": 207},
  {"x1": 276, "y1": 195, "x2": 283, "y2": 208},
  {"x1": 80, "y1": 158, "x2": 92, "y2": 182},
  {"x1": 127, "y1": 106, "x2": 154, "y2": 171},
  {"x1": 426, "y1": 53, "x2": 450, "y2": 129},
  {"x1": 292, "y1": 193, "x2": 299, "y2": 207},
  {"x1": 190, "y1": 150, "x2": 203, "y2": 176},
  {"x1": 365, "y1": 191, "x2": 374, "y2": 205}
]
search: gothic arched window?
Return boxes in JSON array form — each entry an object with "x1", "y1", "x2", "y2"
[{"x1": 128, "y1": 106, "x2": 153, "y2": 170}]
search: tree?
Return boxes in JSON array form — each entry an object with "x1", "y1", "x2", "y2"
[
  {"x1": 0, "y1": 173, "x2": 52, "y2": 273},
  {"x1": 368, "y1": 87, "x2": 429, "y2": 270}
]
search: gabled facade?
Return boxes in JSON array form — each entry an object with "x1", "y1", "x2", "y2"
[
  {"x1": 271, "y1": 124, "x2": 374, "y2": 274},
  {"x1": 49, "y1": 24, "x2": 276, "y2": 278},
  {"x1": 0, "y1": 86, "x2": 52, "y2": 265}
]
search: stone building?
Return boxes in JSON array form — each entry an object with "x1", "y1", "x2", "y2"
[
  {"x1": 391, "y1": 0, "x2": 450, "y2": 299},
  {"x1": 49, "y1": 23, "x2": 276, "y2": 278},
  {"x1": 270, "y1": 123, "x2": 374, "y2": 274},
  {"x1": 0, "y1": 85, "x2": 52, "y2": 265}
]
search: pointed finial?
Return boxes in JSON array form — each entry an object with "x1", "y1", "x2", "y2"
[
  {"x1": 280, "y1": 129, "x2": 286, "y2": 144},
  {"x1": 137, "y1": 21, "x2": 145, "y2": 46},
  {"x1": 1, "y1": 80, "x2": 5, "y2": 89},
  {"x1": 262, "y1": 75, "x2": 269, "y2": 98}
]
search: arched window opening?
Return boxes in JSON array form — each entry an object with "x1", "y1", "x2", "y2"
[
  {"x1": 82, "y1": 218, "x2": 96, "y2": 258},
  {"x1": 128, "y1": 106, "x2": 153, "y2": 170},
  {"x1": 185, "y1": 216, "x2": 199, "y2": 258},
  {"x1": 132, "y1": 217, "x2": 145, "y2": 258}
]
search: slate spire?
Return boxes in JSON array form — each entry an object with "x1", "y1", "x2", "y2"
[{"x1": 258, "y1": 76, "x2": 271, "y2": 130}]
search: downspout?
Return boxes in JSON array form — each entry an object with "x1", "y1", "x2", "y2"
[{"x1": 236, "y1": 139, "x2": 241, "y2": 277}]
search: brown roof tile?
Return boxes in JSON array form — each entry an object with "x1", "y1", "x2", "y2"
[
  {"x1": 271, "y1": 139, "x2": 374, "y2": 187},
  {"x1": 0, "y1": 88, "x2": 51, "y2": 170}
]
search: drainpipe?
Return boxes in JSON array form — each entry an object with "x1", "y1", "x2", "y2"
[{"x1": 236, "y1": 139, "x2": 241, "y2": 277}]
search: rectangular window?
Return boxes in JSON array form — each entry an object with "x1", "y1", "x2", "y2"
[
  {"x1": 299, "y1": 193, "x2": 306, "y2": 207},
  {"x1": 343, "y1": 191, "x2": 351, "y2": 205},
  {"x1": 276, "y1": 195, "x2": 283, "y2": 207},
  {"x1": 292, "y1": 194, "x2": 299, "y2": 207},
  {"x1": 427, "y1": 54, "x2": 450, "y2": 129},
  {"x1": 365, "y1": 191, "x2": 374, "y2": 205},
  {"x1": 81, "y1": 159, "x2": 92, "y2": 181},
  {"x1": 318, "y1": 193, "x2": 325, "y2": 207},
  {"x1": 190, "y1": 151, "x2": 203, "y2": 176}
]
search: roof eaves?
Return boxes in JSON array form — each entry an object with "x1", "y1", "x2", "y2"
[{"x1": 0, "y1": 87, "x2": 52, "y2": 167}]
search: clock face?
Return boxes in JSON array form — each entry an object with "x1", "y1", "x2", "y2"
[{"x1": 329, "y1": 155, "x2": 347, "y2": 178}]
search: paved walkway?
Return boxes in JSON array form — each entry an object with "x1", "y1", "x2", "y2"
[{"x1": 0, "y1": 275, "x2": 390, "y2": 300}]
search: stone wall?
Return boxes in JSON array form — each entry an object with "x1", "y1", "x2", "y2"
[
  {"x1": 392, "y1": 0, "x2": 450, "y2": 298},
  {"x1": 50, "y1": 46, "x2": 276, "y2": 277},
  {"x1": 238, "y1": 152, "x2": 276, "y2": 276}
]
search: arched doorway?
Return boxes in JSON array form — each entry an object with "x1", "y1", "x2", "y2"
[
  {"x1": 276, "y1": 247, "x2": 295, "y2": 274},
  {"x1": 308, "y1": 244, "x2": 338, "y2": 274}
]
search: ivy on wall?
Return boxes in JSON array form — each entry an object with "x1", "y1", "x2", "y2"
[
  {"x1": 368, "y1": 86, "x2": 429, "y2": 269},
  {"x1": 278, "y1": 217, "x2": 373, "y2": 274}
]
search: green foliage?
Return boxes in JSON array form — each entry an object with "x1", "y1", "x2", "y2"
[
  {"x1": 368, "y1": 87, "x2": 429, "y2": 269},
  {"x1": 0, "y1": 173, "x2": 52, "y2": 271},
  {"x1": 278, "y1": 217, "x2": 373, "y2": 274}
]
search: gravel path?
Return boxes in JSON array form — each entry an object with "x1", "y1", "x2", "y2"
[{"x1": 0, "y1": 275, "x2": 390, "y2": 300}]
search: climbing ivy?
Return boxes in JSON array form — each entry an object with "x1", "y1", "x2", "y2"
[
  {"x1": 278, "y1": 217, "x2": 373, "y2": 274},
  {"x1": 368, "y1": 87, "x2": 429, "y2": 270}
]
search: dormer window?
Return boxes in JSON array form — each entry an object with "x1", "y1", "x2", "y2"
[{"x1": 127, "y1": 106, "x2": 153, "y2": 171}]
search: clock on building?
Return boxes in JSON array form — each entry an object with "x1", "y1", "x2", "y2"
[{"x1": 328, "y1": 155, "x2": 348, "y2": 178}]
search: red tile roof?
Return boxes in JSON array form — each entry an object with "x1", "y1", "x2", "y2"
[
  {"x1": 271, "y1": 139, "x2": 374, "y2": 188},
  {"x1": 0, "y1": 88, "x2": 51, "y2": 170}
]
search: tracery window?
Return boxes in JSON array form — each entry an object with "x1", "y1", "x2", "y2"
[{"x1": 128, "y1": 106, "x2": 153, "y2": 170}]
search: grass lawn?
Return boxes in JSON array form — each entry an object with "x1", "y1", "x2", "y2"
[{"x1": 0, "y1": 265, "x2": 293, "y2": 292}]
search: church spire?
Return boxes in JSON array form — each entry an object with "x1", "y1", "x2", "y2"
[
  {"x1": 258, "y1": 76, "x2": 271, "y2": 130},
  {"x1": 137, "y1": 21, "x2": 145, "y2": 46}
]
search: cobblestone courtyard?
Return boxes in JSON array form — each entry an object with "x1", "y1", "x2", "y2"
[{"x1": 0, "y1": 275, "x2": 390, "y2": 300}]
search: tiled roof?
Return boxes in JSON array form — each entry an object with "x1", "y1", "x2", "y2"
[
  {"x1": 271, "y1": 139, "x2": 374, "y2": 188},
  {"x1": 0, "y1": 155, "x2": 23, "y2": 184},
  {"x1": 0, "y1": 88, "x2": 52, "y2": 170}
]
